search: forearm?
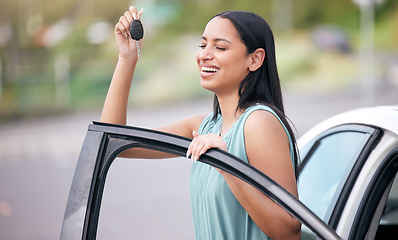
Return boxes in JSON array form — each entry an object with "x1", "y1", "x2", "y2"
[{"x1": 100, "y1": 56, "x2": 137, "y2": 125}]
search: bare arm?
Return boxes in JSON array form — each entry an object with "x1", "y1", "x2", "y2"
[
  {"x1": 187, "y1": 110, "x2": 301, "y2": 239},
  {"x1": 100, "y1": 6, "x2": 142, "y2": 125},
  {"x1": 100, "y1": 57, "x2": 136, "y2": 125},
  {"x1": 100, "y1": 6, "x2": 204, "y2": 159},
  {"x1": 222, "y1": 110, "x2": 301, "y2": 239}
]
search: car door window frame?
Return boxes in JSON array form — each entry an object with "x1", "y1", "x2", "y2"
[
  {"x1": 60, "y1": 121, "x2": 342, "y2": 240},
  {"x1": 298, "y1": 124, "x2": 382, "y2": 230},
  {"x1": 350, "y1": 148, "x2": 398, "y2": 239}
]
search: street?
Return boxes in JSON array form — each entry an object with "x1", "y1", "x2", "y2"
[{"x1": 0, "y1": 83, "x2": 397, "y2": 239}]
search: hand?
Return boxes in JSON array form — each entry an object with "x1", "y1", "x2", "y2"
[
  {"x1": 114, "y1": 6, "x2": 144, "y2": 60},
  {"x1": 186, "y1": 131, "x2": 228, "y2": 162}
]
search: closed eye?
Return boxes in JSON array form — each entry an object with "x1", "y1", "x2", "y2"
[{"x1": 198, "y1": 43, "x2": 227, "y2": 51}]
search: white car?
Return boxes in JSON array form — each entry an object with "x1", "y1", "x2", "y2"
[
  {"x1": 297, "y1": 105, "x2": 398, "y2": 239},
  {"x1": 60, "y1": 106, "x2": 398, "y2": 239}
]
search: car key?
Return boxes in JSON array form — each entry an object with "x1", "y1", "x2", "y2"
[{"x1": 129, "y1": 19, "x2": 144, "y2": 59}]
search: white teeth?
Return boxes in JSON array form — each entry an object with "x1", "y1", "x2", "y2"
[{"x1": 201, "y1": 67, "x2": 219, "y2": 73}]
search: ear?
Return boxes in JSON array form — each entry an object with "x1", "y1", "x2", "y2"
[{"x1": 248, "y1": 48, "x2": 265, "y2": 72}]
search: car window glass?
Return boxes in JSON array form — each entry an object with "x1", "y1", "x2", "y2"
[
  {"x1": 96, "y1": 151, "x2": 194, "y2": 240},
  {"x1": 298, "y1": 131, "x2": 371, "y2": 227}
]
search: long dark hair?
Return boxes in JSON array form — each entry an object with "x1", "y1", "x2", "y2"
[{"x1": 211, "y1": 11, "x2": 299, "y2": 180}]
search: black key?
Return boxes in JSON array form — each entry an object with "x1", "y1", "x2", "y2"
[{"x1": 130, "y1": 20, "x2": 144, "y2": 58}]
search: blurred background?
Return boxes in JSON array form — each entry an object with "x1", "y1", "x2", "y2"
[{"x1": 0, "y1": 0, "x2": 397, "y2": 239}]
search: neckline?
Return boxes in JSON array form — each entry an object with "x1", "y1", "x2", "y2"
[{"x1": 217, "y1": 110, "x2": 246, "y2": 138}]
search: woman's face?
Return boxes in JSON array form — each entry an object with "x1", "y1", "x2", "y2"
[{"x1": 196, "y1": 17, "x2": 251, "y2": 96}]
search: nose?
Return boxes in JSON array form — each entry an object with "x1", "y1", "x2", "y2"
[{"x1": 197, "y1": 45, "x2": 214, "y2": 62}]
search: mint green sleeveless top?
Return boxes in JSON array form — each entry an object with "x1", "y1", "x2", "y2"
[{"x1": 190, "y1": 104, "x2": 294, "y2": 240}]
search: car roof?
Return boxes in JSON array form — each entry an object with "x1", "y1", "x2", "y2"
[{"x1": 298, "y1": 105, "x2": 398, "y2": 147}]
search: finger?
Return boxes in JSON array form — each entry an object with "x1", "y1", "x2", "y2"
[
  {"x1": 115, "y1": 22, "x2": 127, "y2": 38},
  {"x1": 129, "y1": 6, "x2": 138, "y2": 20},
  {"x1": 187, "y1": 131, "x2": 199, "y2": 159},
  {"x1": 190, "y1": 142, "x2": 199, "y2": 161},
  {"x1": 118, "y1": 15, "x2": 129, "y2": 37},
  {"x1": 137, "y1": 8, "x2": 144, "y2": 20},
  {"x1": 186, "y1": 139, "x2": 194, "y2": 159},
  {"x1": 114, "y1": 22, "x2": 122, "y2": 34},
  {"x1": 119, "y1": 15, "x2": 129, "y2": 27},
  {"x1": 192, "y1": 142, "x2": 207, "y2": 161},
  {"x1": 123, "y1": 11, "x2": 134, "y2": 38},
  {"x1": 124, "y1": 10, "x2": 134, "y2": 24},
  {"x1": 192, "y1": 131, "x2": 200, "y2": 138},
  {"x1": 129, "y1": 5, "x2": 138, "y2": 14},
  {"x1": 188, "y1": 139, "x2": 199, "y2": 161},
  {"x1": 199, "y1": 143, "x2": 212, "y2": 156}
]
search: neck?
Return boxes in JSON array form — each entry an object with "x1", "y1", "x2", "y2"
[{"x1": 217, "y1": 93, "x2": 243, "y2": 134}]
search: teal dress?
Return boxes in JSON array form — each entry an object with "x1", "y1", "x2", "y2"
[{"x1": 190, "y1": 104, "x2": 294, "y2": 240}]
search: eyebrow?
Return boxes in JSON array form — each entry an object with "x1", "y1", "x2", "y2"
[{"x1": 201, "y1": 36, "x2": 232, "y2": 44}]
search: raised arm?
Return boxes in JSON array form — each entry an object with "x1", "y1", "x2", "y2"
[
  {"x1": 100, "y1": 6, "x2": 143, "y2": 124},
  {"x1": 99, "y1": 6, "x2": 205, "y2": 159}
]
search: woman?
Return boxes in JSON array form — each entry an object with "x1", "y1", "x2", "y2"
[{"x1": 101, "y1": 6, "x2": 301, "y2": 239}]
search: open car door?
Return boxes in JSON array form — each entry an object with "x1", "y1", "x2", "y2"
[{"x1": 60, "y1": 122, "x2": 341, "y2": 240}]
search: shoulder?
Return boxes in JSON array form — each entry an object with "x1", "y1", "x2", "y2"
[
  {"x1": 243, "y1": 108, "x2": 297, "y2": 197},
  {"x1": 244, "y1": 109, "x2": 290, "y2": 161},
  {"x1": 244, "y1": 109, "x2": 286, "y2": 138}
]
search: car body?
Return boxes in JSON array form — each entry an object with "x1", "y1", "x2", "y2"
[
  {"x1": 297, "y1": 105, "x2": 398, "y2": 239},
  {"x1": 60, "y1": 105, "x2": 398, "y2": 239}
]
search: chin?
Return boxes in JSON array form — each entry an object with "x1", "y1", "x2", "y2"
[{"x1": 200, "y1": 82, "x2": 212, "y2": 91}]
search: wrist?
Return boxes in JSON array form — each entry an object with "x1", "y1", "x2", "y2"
[{"x1": 118, "y1": 54, "x2": 138, "y2": 65}]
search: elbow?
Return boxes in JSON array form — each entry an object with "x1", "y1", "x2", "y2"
[
  {"x1": 264, "y1": 216, "x2": 301, "y2": 240},
  {"x1": 288, "y1": 219, "x2": 302, "y2": 240}
]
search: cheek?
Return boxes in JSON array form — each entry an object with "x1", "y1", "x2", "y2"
[
  {"x1": 195, "y1": 50, "x2": 201, "y2": 66},
  {"x1": 223, "y1": 55, "x2": 250, "y2": 75},
  {"x1": 228, "y1": 64, "x2": 250, "y2": 86}
]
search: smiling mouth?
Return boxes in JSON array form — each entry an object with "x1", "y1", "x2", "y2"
[{"x1": 201, "y1": 67, "x2": 219, "y2": 73}]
